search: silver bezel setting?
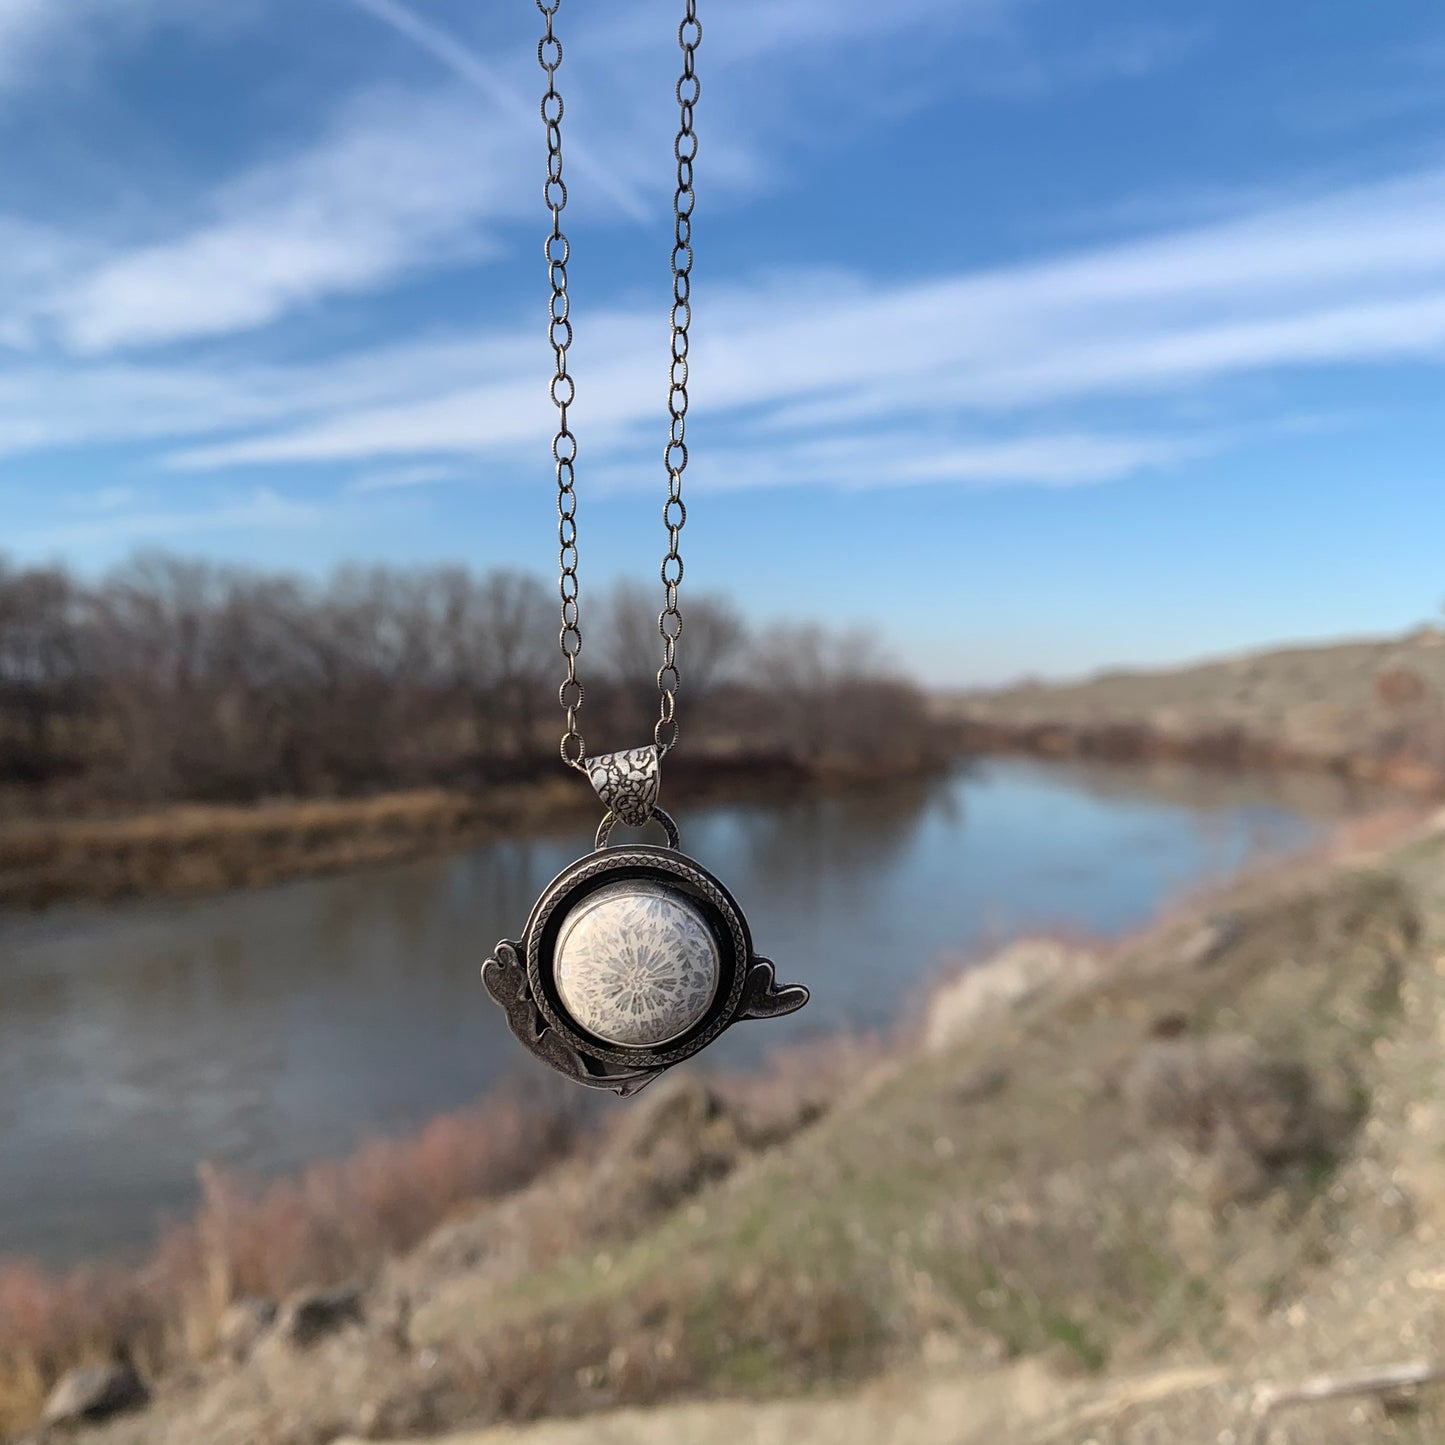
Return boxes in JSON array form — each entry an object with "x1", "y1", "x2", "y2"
[
  {"x1": 526, "y1": 845, "x2": 750, "y2": 1069},
  {"x1": 483, "y1": 837, "x2": 809, "y2": 1094}
]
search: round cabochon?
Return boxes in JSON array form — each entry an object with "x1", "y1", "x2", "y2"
[{"x1": 552, "y1": 879, "x2": 721, "y2": 1048}]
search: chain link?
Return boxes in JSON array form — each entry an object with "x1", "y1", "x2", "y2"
[
  {"x1": 654, "y1": 0, "x2": 699, "y2": 754},
  {"x1": 538, "y1": 0, "x2": 699, "y2": 765},
  {"x1": 537, "y1": 0, "x2": 585, "y2": 767}
]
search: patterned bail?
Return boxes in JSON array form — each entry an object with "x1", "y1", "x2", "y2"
[{"x1": 584, "y1": 746, "x2": 662, "y2": 829}]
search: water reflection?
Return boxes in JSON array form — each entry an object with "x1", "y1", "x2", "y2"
[
  {"x1": 0, "y1": 758, "x2": 1370, "y2": 1266},
  {"x1": 719, "y1": 775, "x2": 946, "y2": 906}
]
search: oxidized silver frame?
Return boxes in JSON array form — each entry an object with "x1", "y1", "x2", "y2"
[{"x1": 483, "y1": 827, "x2": 807, "y2": 1096}]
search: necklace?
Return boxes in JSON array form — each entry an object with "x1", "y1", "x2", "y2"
[{"x1": 483, "y1": 0, "x2": 808, "y2": 1096}]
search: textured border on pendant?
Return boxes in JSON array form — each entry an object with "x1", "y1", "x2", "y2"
[{"x1": 524, "y1": 844, "x2": 752, "y2": 1069}]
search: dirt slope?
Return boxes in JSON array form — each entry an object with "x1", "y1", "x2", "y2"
[{"x1": 945, "y1": 626, "x2": 1445, "y2": 788}]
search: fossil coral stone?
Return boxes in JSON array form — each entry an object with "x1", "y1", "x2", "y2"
[{"x1": 554, "y1": 881, "x2": 720, "y2": 1047}]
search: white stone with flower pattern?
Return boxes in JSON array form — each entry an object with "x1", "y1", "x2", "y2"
[{"x1": 553, "y1": 881, "x2": 720, "y2": 1048}]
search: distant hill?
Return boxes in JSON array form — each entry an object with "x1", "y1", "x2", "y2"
[{"x1": 940, "y1": 626, "x2": 1445, "y2": 791}]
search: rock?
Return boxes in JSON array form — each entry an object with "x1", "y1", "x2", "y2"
[
  {"x1": 596, "y1": 1074, "x2": 742, "y2": 1217},
  {"x1": 216, "y1": 1295, "x2": 277, "y2": 1362},
  {"x1": 1147, "y1": 1012, "x2": 1191, "y2": 1039},
  {"x1": 920, "y1": 1328, "x2": 967, "y2": 1369},
  {"x1": 40, "y1": 1360, "x2": 149, "y2": 1428},
  {"x1": 1230, "y1": 1054, "x2": 1316, "y2": 1159},
  {"x1": 1176, "y1": 913, "x2": 1244, "y2": 969},
  {"x1": 924, "y1": 940, "x2": 1092, "y2": 1053},
  {"x1": 1200, "y1": 1121, "x2": 1271, "y2": 1209},
  {"x1": 732, "y1": 1092, "x2": 827, "y2": 1152},
  {"x1": 278, "y1": 1283, "x2": 364, "y2": 1348},
  {"x1": 610, "y1": 1072, "x2": 725, "y2": 1153},
  {"x1": 1123, "y1": 1032, "x2": 1322, "y2": 1201},
  {"x1": 954, "y1": 1064, "x2": 1010, "y2": 1103}
]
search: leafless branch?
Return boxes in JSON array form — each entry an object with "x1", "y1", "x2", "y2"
[{"x1": 1249, "y1": 1359, "x2": 1445, "y2": 1444}]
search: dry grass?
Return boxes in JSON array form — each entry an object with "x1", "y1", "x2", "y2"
[
  {"x1": 0, "y1": 781, "x2": 589, "y2": 909},
  {"x1": 447, "y1": 857, "x2": 1424, "y2": 1420},
  {"x1": 0, "y1": 979, "x2": 891, "y2": 1438},
  {"x1": 453, "y1": 1266, "x2": 881, "y2": 1426},
  {"x1": 0, "y1": 749, "x2": 946, "y2": 911},
  {"x1": 709, "y1": 1033, "x2": 894, "y2": 1144},
  {"x1": 944, "y1": 626, "x2": 1445, "y2": 794},
  {"x1": 0, "y1": 1095, "x2": 574, "y2": 1437}
]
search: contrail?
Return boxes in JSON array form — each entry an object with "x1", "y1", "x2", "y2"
[{"x1": 342, "y1": 0, "x2": 652, "y2": 224}]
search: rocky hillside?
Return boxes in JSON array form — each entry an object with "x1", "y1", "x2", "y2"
[
  {"x1": 944, "y1": 626, "x2": 1445, "y2": 790},
  {"x1": 25, "y1": 807, "x2": 1445, "y2": 1445}
]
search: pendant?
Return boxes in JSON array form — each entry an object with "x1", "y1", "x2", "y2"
[{"x1": 482, "y1": 747, "x2": 808, "y2": 1095}]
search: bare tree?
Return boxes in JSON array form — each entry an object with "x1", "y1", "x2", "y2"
[
  {"x1": 595, "y1": 581, "x2": 660, "y2": 739},
  {"x1": 89, "y1": 554, "x2": 232, "y2": 796},
  {"x1": 597, "y1": 582, "x2": 750, "y2": 744},
  {"x1": 746, "y1": 622, "x2": 934, "y2": 767},
  {"x1": 0, "y1": 560, "x2": 89, "y2": 784},
  {"x1": 0, "y1": 552, "x2": 931, "y2": 806},
  {"x1": 678, "y1": 593, "x2": 748, "y2": 700},
  {"x1": 438, "y1": 568, "x2": 553, "y2": 763}
]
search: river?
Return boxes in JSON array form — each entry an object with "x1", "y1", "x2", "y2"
[{"x1": 0, "y1": 757, "x2": 1376, "y2": 1266}]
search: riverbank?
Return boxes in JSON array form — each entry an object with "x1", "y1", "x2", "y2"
[
  {"x1": 10, "y1": 801, "x2": 1445, "y2": 1443},
  {"x1": 0, "y1": 752, "x2": 920, "y2": 911},
  {"x1": 941, "y1": 624, "x2": 1445, "y2": 796},
  {"x1": 9, "y1": 620, "x2": 1441, "y2": 913},
  {"x1": 2, "y1": 758, "x2": 1349, "y2": 1274}
]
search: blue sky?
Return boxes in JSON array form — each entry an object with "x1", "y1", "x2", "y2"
[{"x1": 0, "y1": 0, "x2": 1443, "y2": 683}]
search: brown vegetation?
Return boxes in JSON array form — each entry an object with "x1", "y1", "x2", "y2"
[
  {"x1": 0, "y1": 554, "x2": 948, "y2": 906},
  {"x1": 0, "y1": 1043, "x2": 872, "y2": 1440},
  {"x1": 0, "y1": 553, "x2": 940, "y2": 806},
  {"x1": 1122, "y1": 1031, "x2": 1342, "y2": 1208},
  {"x1": 943, "y1": 625, "x2": 1445, "y2": 794},
  {"x1": 0, "y1": 1098, "x2": 574, "y2": 1437},
  {"x1": 0, "y1": 786, "x2": 571, "y2": 909}
]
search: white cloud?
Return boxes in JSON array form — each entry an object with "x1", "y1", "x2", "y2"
[
  {"x1": 0, "y1": 0, "x2": 132, "y2": 87},
  {"x1": 36, "y1": 0, "x2": 1053, "y2": 356},
  {"x1": 590, "y1": 429, "x2": 1213, "y2": 493},
  {"x1": 342, "y1": 0, "x2": 650, "y2": 223},
  {"x1": 0, "y1": 0, "x2": 252, "y2": 95},
  {"x1": 143, "y1": 164, "x2": 1445, "y2": 487},
  {"x1": 50, "y1": 86, "x2": 532, "y2": 353},
  {"x1": 586, "y1": 0, "x2": 1013, "y2": 67},
  {"x1": 13, "y1": 487, "x2": 321, "y2": 550},
  {"x1": 0, "y1": 325, "x2": 554, "y2": 459},
  {"x1": 33, "y1": 0, "x2": 880, "y2": 356},
  {"x1": 0, "y1": 218, "x2": 98, "y2": 349},
  {"x1": 7, "y1": 155, "x2": 1445, "y2": 495},
  {"x1": 1082, "y1": 21, "x2": 1212, "y2": 80},
  {"x1": 8, "y1": 0, "x2": 1129, "y2": 359},
  {"x1": 349, "y1": 462, "x2": 464, "y2": 493},
  {"x1": 61, "y1": 484, "x2": 141, "y2": 512}
]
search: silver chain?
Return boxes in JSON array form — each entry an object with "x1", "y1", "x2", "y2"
[{"x1": 538, "y1": 0, "x2": 700, "y2": 768}]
